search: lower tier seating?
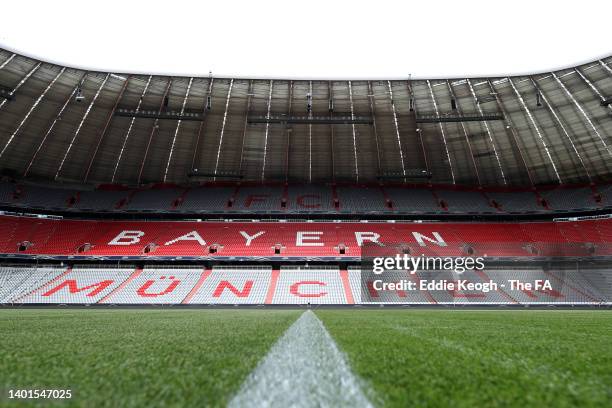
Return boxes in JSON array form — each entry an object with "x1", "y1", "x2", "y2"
[{"x1": 1, "y1": 265, "x2": 609, "y2": 305}]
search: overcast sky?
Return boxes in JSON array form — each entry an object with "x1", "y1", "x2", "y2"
[{"x1": 1, "y1": 0, "x2": 610, "y2": 79}]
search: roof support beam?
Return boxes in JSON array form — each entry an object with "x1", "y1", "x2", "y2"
[
  {"x1": 530, "y1": 77, "x2": 592, "y2": 182},
  {"x1": 446, "y1": 80, "x2": 481, "y2": 186},
  {"x1": 248, "y1": 115, "x2": 371, "y2": 125},
  {"x1": 426, "y1": 80, "x2": 456, "y2": 184},
  {"x1": 0, "y1": 67, "x2": 65, "y2": 160},
  {"x1": 415, "y1": 113, "x2": 504, "y2": 123},
  {"x1": 284, "y1": 80, "x2": 293, "y2": 182},
  {"x1": 0, "y1": 54, "x2": 16, "y2": 70},
  {"x1": 552, "y1": 72, "x2": 612, "y2": 160},
  {"x1": 0, "y1": 62, "x2": 42, "y2": 111},
  {"x1": 599, "y1": 59, "x2": 612, "y2": 76},
  {"x1": 367, "y1": 81, "x2": 382, "y2": 177},
  {"x1": 387, "y1": 81, "x2": 407, "y2": 182},
  {"x1": 574, "y1": 67, "x2": 612, "y2": 113},
  {"x1": 55, "y1": 73, "x2": 110, "y2": 180},
  {"x1": 112, "y1": 76, "x2": 152, "y2": 183},
  {"x1": 466, "y1": 79, "x2": 507, "y2": 185},
  {"x1": 164, "y1": 77, "x2": 194, "y2": 182},
  {"x1": 212, "y1": 78, "x2": 233, "y2": 181},
  {"x1": 308, "y1": 81, "x2": 313, "y2": 183},
  {"x1": 328, "y1": 81, "x2": 336, "y2": 183},
  {"x1": 238, "y1": 80, "x2": 252, "y2": 176},
  {"x1": 407, "y1": 81, "x2": 430, "y2": 177},
  {"x1": 137, "y1": 78, "x2": 172, "y2": 185},
  {"x1": 347, "y1": 81, "x2": 360, "y2": 182},
  {"x1": 190, "y1": 78, "x2": 214, "y2": 172},
  {"x1": 486, "y1": 79, "x2": 535, "y2": 187},
  {"x1": 84, "y1": 75, "x2": 131, "y2": 183},
  {"x1": 508, "y1": 77, "x2": 562, "y2": 184},
  {"x1": 24, "y1": 73, "x2": 88, "y2": 177},
  {"x1": 261, "y1": 80, "x2": 273, "y2": 181}
]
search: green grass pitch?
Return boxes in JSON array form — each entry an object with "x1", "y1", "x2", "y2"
[
  {"x1": 317, "y1": 309, "x2": 612, "y2": 407},
  {"x1": 1, "y1": 309, "x2": 611, "y2": 407}
]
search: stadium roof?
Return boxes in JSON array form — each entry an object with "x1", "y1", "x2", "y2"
[{"x1": 0, "y1": 48, "x2": 611, "y2": 187}]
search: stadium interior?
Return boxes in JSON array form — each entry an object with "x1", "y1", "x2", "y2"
[{"x1": 0, "y1": 48, "x2": 611, "y2": 306}]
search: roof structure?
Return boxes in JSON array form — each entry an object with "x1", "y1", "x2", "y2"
[{"x1": 0, "y1": 48, "x2": 611, "y2": 187}]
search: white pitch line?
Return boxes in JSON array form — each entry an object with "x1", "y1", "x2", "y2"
[{"x1": 228, "y1": 310, "x2": 373, "y2": 408}]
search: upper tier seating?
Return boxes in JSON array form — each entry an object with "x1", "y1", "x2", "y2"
[
  {"x1": 383, "y1": 187, "x2": 440, "y2": 213},
  {"x1": 233, "y1": 186, "x2": 284, "y2": 211},
  {"x1": 434, "y1": 190, "x2": 495, "y2": 213},
  {"x1": 486, "y1": 191, "x2": 544, "y2": 212},
  {"x1": 287, "y1": 184, "x2": 335, "y2": 212},
  {"x1": 539, "y1": 187, "x2": 598, "y2": 211},
  {"x1": 180, "y1": 186, "x2": 235, "y2": 212},
  {"x1": 336, "y1": 187, "x2": 388, "y2": 213},
  {"x1": 71, "y1": 190, "x2": 130, "y2": 211},
  {"x1": 0, "y1": 180, "x2": 610, "y2": 215},
  {"x1": 124, "y1": 188, "x2": 185, "y2": 211},
  {"x1": 18, "y1": 185, "x2": 73, "y2": 209}
]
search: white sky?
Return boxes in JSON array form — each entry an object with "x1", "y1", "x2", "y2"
[{"x1": 1, "y1": 0, "x2": 611, "y2": 79}]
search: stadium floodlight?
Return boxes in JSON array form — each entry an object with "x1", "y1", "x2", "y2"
[
  {"x1": 75, "y1": 88, "x2": 84, "y2": 102},
  {"x1": 0, "y1": 86, "x2": 14, "y2": 100},
  {"x1": 416, "y1": 112, "x2": 504, "y2": 123},
  {"x1": 378, "y1": 169, "x2": 431, "y2": 179}
]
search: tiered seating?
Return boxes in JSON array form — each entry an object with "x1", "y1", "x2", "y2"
[
  {"x1": 187, "y1": 266, "x2": 271, "y2": 304},
  {"x1": 19, "y1": 267, "x2": 132, "y2": 304},
  {"x1": 0, "y1": 181, "x2": 16, "y2": 204},
  {"x1": 435, "y1": 190, "x2": 495, "y2": 213},
  {"x1": 180, "y1": 186, "x2": 235, "y2": 212},
  {"x1": 287, "y1": 184, "x2": 334, "y2": 212},
  {"x1": 596, "y1": 184, "x2": 612, "y2": 206},
  {"x1": 19, "y1": 185, "x2": 73, "y2": 209},
  {"x1": 336, "y1": 186, "x2": 387, "y2": 212},
  {"x1": 0, "y1": 266, "x2": 67, "y2": 303},
  {"x1": 486, "y1": 191, "x2": 543, "y2": 212},
  {"x1": 72, "y1": 190, "x2": 129, "y2": 211},
  {"x1": 234, "y1": 186, "x2": 283, "y2": 211},
  {"x1": 484, "y1": 268, "x2": 603, "y2": 304},
  {"x1": 101, "y1": 267, "x2": 204, "y2": 304},
  {"x1": 2, "y1": 265, "x2": 608, "y2": 305},
  {"x1": 124, "y1": 188, "x2": 184, "y2": 211},
  {"x1": 357, "y1": 268, "x2": 432, "y2": 303},
  {"x1": 272, "y1": 267, "x2": 347, "y2": 304},
  {"x1": 579, "y1": 269, "x2": 612, "y2": 301},
  {"x1": 1, "y1": 215, "x2": 611, "y2": 258},
  {"x1": 384, "y1": 187, "x2": 440, "y2": 212},
  {"x1": 0, "y1": 180, "x2": 611, "y2": 214},
  {"x1": 539, "y1": 187, "x2": 598, "y2": 211}
]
